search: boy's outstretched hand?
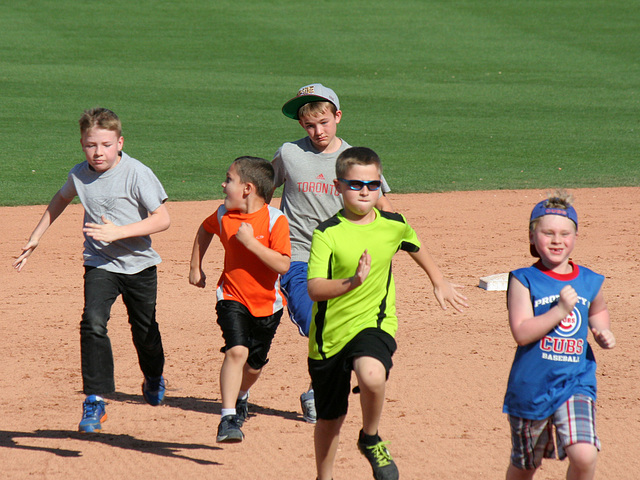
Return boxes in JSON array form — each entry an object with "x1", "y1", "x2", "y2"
[
  {"x1": 13, "y1": 240, "x2": 39, "y2": 272},
  {"x1": 433, "y1": 280, "x2": 468, "y2": 313}
]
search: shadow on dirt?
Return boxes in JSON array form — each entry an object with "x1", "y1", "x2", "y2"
[
  {"x1": 0, "y1": 429, "x2": 221, "y2": 464},
  {"x1": 108, "y1": 391, "x2": 303, "y2": 422}
]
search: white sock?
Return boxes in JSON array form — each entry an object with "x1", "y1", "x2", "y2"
[
  {"x1": 238, "y1": 390, "x2": 249, "y2": 400},
  {"x1": 221, "y1": 408, "x2": 236, "y2": 418}
]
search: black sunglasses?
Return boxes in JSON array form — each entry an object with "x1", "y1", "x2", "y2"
[{"x1": 337, "y1": 178, "x2": 382, "y2": 191}]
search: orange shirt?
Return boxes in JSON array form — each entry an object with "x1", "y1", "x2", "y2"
[{"x1": 203, "y1": 204, "x2": 291, "y2": 317}]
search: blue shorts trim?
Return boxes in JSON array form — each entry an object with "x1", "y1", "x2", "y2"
[{"x1": 280, "y1": 261, "x2": 313, "y2": 337}]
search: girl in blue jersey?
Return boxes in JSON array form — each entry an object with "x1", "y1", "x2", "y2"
[{"x1": 503, "y1": 190, "x2": 615, "y2": 480}]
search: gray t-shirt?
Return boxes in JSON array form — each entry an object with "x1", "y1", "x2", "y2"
[
  {"x1": 60, "y1": 152, "x2": 168, "y2": 274},
  {"x1": 272, "y1": 137, "x2": 390, "y2": 262}
]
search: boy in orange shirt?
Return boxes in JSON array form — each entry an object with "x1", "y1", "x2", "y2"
[{"x1": 189, "y1": 156, "x2": 291, "y2": 443}]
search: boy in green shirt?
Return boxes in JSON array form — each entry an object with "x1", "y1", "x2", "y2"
[{"x1": 307, "y1": 147, "x2": 467, "y2": 480}]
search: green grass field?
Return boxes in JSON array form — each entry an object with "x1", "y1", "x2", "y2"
[{"x1": 1, "y1": 0, "x2": 638, "y2": 206}]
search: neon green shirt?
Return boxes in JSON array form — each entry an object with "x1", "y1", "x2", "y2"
[{"x1": 308, "y1": 209, "x2": 420, "y2": 360}]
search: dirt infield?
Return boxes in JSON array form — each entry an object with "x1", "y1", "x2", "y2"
[{"x1": 2, "y1": 188, "x2": 638, "y2": 480}]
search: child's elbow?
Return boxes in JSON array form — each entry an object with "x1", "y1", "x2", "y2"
[
  {"x1": 307, "y1": 280, "x2": 326, "y2": 302},
  {"x1": 278, "y1": 258, "x2": 291, "y2": 276},
  {"x1": 154, "y1": 204, "x2": 171, "y2": 232},
  {"x1": 307, "y1": 281, "x2": 319, "y2": 302},
  {"x1": 511, "y1": 331, "x2": 533, "y2": 347},
  {"x1": 160, "y1": 217, "x2": 171, "y2": 232}
]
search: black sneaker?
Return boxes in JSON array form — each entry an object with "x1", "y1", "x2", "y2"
[
  {"x1": 357, "y1": 433, "x2": 399, "y2": 480},
  {"x1": 216, "y1": 415, "x2": 244, "y2": 443},
  {"x1": 235, "y1": 394, "x2": 249, "y2": 426},
  {"x1": 142, "y1": 375, "x2": 166, "y2": 406}
]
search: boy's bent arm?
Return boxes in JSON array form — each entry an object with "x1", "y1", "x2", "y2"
[
  {"x1": 308, "y1": 250, "x2": 371, "y2": 302},
  {"x1": 189, "y1": 224, "x2": 214, "y2": 288},
  {"x1": 13, "y1": 190, "x2": 73, "y2": 272},
  {"x1": 235, "y1": 222, "x2": 290, "y2": 275},
  {"x1": 588, "y1": 290, "x2": 616, "y2": 349},
  {"x1": 83, "y1": 203, "x2": 171, "y2": 243},
  {"x1": 508, "y1": 277, "x2": 577, "y2": 346},
  {"x1": 408, "y1": 248, "x2": 467, "y2": 312}
]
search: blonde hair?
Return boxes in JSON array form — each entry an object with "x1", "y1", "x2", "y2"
[
  {"x1": 529, "y1": 188, "x2": 575, "y2": 233},
  {"x1": 79, "y1": 108, "x2": 122, "y2": 137},
  {"x1": 298, "y1": 101, "x2": 337, "y2": 120}
]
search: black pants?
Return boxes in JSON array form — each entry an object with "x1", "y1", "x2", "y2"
[{"x1": 81, "y1": 266, "x2": 164, "y2": 395}]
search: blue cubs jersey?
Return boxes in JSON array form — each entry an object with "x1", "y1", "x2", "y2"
[{"x1": 503, "y1": 262, "x2": 604, "y2": 420}]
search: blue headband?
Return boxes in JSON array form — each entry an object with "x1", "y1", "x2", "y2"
[{"x1": 530, "y1": 200, "x2": 578, "y2": 229}]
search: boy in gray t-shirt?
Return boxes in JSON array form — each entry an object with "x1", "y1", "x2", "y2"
[
  {"x1": 272, "y1": 84, "x2": 392, "y2": 423},
  {"x1": 14, "y1": 108, "x2": 171, "y2": 433}
]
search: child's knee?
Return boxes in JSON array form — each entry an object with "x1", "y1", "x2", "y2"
[
  {"x1": 354, "y1": 357, "x2": 386, "y2": 388},
  {"x1": 316, "y1": 415, "x2": 345, "y2": 435},
  {"x1": 566, "y1": 442, "x2": 598, "y2": 472},
  {"x1": 80, "y1": 309, "x2": 109, "y2": 334},
  {"x1": 224, "y1": 345, "x2": 249, "y2": 363}
]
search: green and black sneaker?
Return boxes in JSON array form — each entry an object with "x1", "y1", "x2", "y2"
[{"x1": 357, "y1": 431, "x2": 399, "y2": 480}]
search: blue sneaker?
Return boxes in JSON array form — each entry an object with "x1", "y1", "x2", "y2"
[
  {"x1": 78, "y1": 395, "x2": 107, "y2": 433},
  {"x1": 142, "y1": 375, "x2": 166, "y2": 406}
]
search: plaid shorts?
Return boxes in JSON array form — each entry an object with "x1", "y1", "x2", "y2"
[{"x1": 508, "y1": 394, "x2": 601, "y2": 470}]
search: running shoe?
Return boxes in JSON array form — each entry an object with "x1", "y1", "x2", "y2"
[
  {"x1": 78, "y1": 395, "x2": 107, "y2": 433},
  {"x1": 300, "y1": 389, "x2": 317, "y2": 424},
  {"x1": 142, "y1": 375, "x2": 166, "y2": 406},
  {"x1": 357, "y1": 432, "x2": 399, "y2": 480},
  {"x1": 235, "y1": 394, "x2": 249, "y2": 426},
  {"x1": 216, "y1": 415, "x2": 244, "y2": 443}
]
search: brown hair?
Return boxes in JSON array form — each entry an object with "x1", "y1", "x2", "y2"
[
  {"x1": 232, "y1": 156, "x2": 275, "y2": 203},
  {"x1": 335, "y1": 147, "x2": 382, "y2": 179},
  {"x1": 79, "y1": 108, "x2": 122, "y2": 137}
]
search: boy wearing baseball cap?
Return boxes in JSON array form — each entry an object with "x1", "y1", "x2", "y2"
[
  {"x1": 272, "y1": 84, "x2": 393, "y2": 423},
  {"x1": 503, "y1": 190, "x2": 615, "y2": 480}
]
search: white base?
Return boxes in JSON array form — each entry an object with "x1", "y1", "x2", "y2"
[{"x1": 478, "y1": 273, "x2": 509, "y2": 291}]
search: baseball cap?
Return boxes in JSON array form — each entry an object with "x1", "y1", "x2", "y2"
[
  {"x1": 530, "y1": 200, "x2": 578, "y2": 229},
  {"x1": 529, "y1": 200, "x2": 578, "y2": 257},
  {"x1": 282, "y1": 83, "x2": 340, "y2": 119}
]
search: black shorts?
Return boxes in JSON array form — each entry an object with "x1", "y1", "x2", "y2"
[
  {"x1": 216, "y1": 300, "x2": 283, "y2": 370},
  {"x1": 308, "y1": 328, "x2": 397, "y2": 420}
]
